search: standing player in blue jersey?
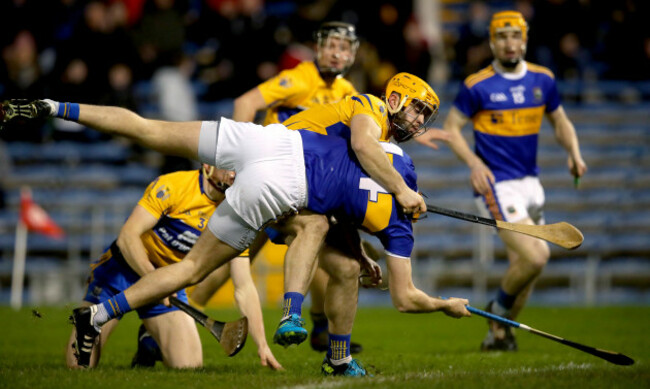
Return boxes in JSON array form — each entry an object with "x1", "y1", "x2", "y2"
[
  {"x1": 1, "y1": 79, "x2": 470, "y2": 376},
  {"x1": 417, "y1": 10, "x2": 587, "y2": 351}
]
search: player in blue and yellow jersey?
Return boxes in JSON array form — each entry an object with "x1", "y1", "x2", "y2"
[
  {"x1": 64, "y1": 165, "x2": 282, "y2": 370},
  {"x1": 274, "y1": 131, "x2": 470, "y2": 376},
  {"x1": 232, "y1": 21, "x2": 361, "y2": 353},
  {"x1": 417, "y1": 10, "x2": 587, "y2": 352},
  {"x1": 2, "y1": 72, "x2": 465, "y2": 377},
  {"x1": 273, "y1": 73, "x2": 445, "y2": 353}
]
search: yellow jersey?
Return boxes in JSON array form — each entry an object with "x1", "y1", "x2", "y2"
[
  {"x1": 138, "y1": 170, "x2": 248, "y2": 267},
  {"x1": 257, "y1": 61, "x2": 357, "y2": 125},
  {"x1": 282, "y1": 93, "x2": 391, "y2": 142}
]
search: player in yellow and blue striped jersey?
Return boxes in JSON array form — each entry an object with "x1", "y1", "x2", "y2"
[{"x1": 416, "y1": 10, "x2": 587, "y2": 352}]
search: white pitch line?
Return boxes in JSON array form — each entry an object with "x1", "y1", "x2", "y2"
[{"x1": 280, "y1": 363, "x2": 594, "y2": 389}]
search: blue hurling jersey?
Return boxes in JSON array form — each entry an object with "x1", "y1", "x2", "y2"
[
  {"x1": 299, "y1": 130, "x2": 416, "y2": 258},
  {"x1": 453, "y1": 62, "x2": 561, "y2": 182}
]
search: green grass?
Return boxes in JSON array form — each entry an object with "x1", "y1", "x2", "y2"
[{"x1": 1, "y1": 305, "x2": 649, "y2": 389}]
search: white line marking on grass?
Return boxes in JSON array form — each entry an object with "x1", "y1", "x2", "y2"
[{"x1": 281, "y1": 363, "x2": 594, "y2": 389}]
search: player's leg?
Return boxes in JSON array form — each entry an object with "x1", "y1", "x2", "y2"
[
  {"x1": 482, "y1": 228, "x2": 549, "y2": 351},
  {"x1": 477, "y1": 178, "x2": 549, "y2": 351},
  {"x1": 66, "y1": 301, "x2": 119, "y2": 369},
  {"x1": 498, "y1": 227, "x2": 549, "y2": 309},
  {"x1": 131, "y1": 323, "x2": 162, "y2": 368},
  {"x1": 273, "y1": 211, "x2": 329, "y2": 347},
  {"x1": 186, "y1": 262, "x2": 232, "y2": 307},
  {"x1": 318, "y1": 245, "x2": 366, "y2": 377},
  {"x1": 143, "y1": 310, "x2": 203, "y2": 369},
  {"x1": 68, "y1": 245, "x2": 135, "y2": 368},
  {"x1": 308, "y1": 268, "x2": 330, "y2": 351},
  {"x1": 1, "y1": 99, "x2": 202, "y2": 161},
  {"x1": 71, "y1": 229, "x2": 243, "y2": 367}
]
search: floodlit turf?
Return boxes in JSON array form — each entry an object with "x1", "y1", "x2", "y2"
[{"x1": 1, "y1": 305, "x2": 648, "y2": 389}]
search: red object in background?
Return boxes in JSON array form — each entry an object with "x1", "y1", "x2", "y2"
[{"x1": 19, "y1": 188, "x2": 64, "y2": 239}]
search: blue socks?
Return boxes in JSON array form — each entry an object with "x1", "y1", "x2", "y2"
[
  {"x1": 282, "y1": 292, "x2": 304, "y2": 318},
  {"x1": 49, "y1": 101, "x2": 80, "y2": 121},
  {"x1": 99, "y1": 292, "x2": 132, "y2": 323},
  {"x1": 327, "y1": 333, "x2": 352, "y2": 363},
  {"x1": 494, "y1": 288, "x2": 516, "y2": 315}
]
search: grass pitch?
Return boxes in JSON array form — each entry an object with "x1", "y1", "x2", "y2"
[{"x1": 1, "y1": 305, "x2": 648, "y2": 389}]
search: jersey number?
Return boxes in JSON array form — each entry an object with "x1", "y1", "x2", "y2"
[{"x1": 359, "y1": 148, "x2": 397, "y2": 232}]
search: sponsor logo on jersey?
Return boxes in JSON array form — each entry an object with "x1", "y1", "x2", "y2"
[
  {"x1": 156, "y1": 185, "x2": 170, "y2": 200},
  {"x1": 279, "y1": 77, "x2": 292, "y2": 88},
  {"x1": 490, "y1": 92, "x2": 508, "y2": 102}
]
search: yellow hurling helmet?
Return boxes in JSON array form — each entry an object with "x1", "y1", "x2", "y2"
[
  {"x1": 384, "y1": 72, "x2": 440, "y2": 142},
  {"x1": 489, "y1": 11, "x2": 528, "y2": 42}
]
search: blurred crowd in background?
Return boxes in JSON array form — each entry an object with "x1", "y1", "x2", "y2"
[{"x1": 1, "y1": 0, "x2": 649, "y2": 145}]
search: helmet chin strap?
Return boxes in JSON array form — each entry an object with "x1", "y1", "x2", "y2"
[{"x1": 385, "y1": 94, "x2": 407, "y2": 115}]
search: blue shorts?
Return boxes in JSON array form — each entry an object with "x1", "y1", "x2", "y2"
[
  {"x1": 264, "y1": 226, "x2": 286, "y2": 245},
  {"x1": 83, "y1": 242, "x2": 188, "y2": 320}
]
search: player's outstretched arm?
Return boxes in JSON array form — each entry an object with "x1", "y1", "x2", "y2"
[
  {"x1": 413, "y1": 127, "x2": 451, "y2": 150},
  {"x1": 229, "y1": 256, "x2": 283, "y2": 370},
  {"x1": 2, "y1": 99, "x2": 202, "y2": 161},
  {"x1": 386, "y1": 255, "x2": 470, "y2": 318}
]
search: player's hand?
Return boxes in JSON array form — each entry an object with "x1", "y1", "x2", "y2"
[
  {"x1": 414, "y1": 128, "x2": 450, "y2": 150},
  {"x1": 359, "y1": 256, "x2": 383, "y2": 288},
  {"x1": 469, "y1": 162, "x2": 495, "y2": 195},
  {"x1": 258, "y1": 344, "x2": 284, "y2": 370},
  {"x1": 161, "y1": 292, "x2": 178, "y2": 307},
  {"x1": 396, "y1": 188, "x2": 426, "y2": 214},
  {"x1": 442, "y1": 297, "x2": 471, "y2": 318},
  {"x1": 568, "y1": 155, "x2": 587, "y2": 178}
]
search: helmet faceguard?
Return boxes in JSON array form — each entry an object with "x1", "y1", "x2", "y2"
[
  {"x1": 383, "y1": 73, "x2": 440, "y2": 143},
  {"x1": 202, "y1": 165, "x2": 232, "y2": 194},
  {"x1": 314, "y1": 22, "x2": 359, "y2": 78},
  {"x1": 489, "y1": 11, "x2": 528, "y2": 68}
]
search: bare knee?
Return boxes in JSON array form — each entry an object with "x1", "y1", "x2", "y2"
[
  {"x1": 523, "y1": 243, "x2": 550, "y2": 274},
  {"x1": 322, "y1": 251, "x2": 360, "y2": 284},
  {"x1": 301, "y1": 214, "x2": 330, "y2": 237}
]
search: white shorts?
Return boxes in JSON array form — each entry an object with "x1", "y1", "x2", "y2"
[
  {"x1": 198, "y1": 118, "x2": 307, "y2": 235},
  {"x1": 475, "y1": 176, "x2": 545, "y2": 224}
]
